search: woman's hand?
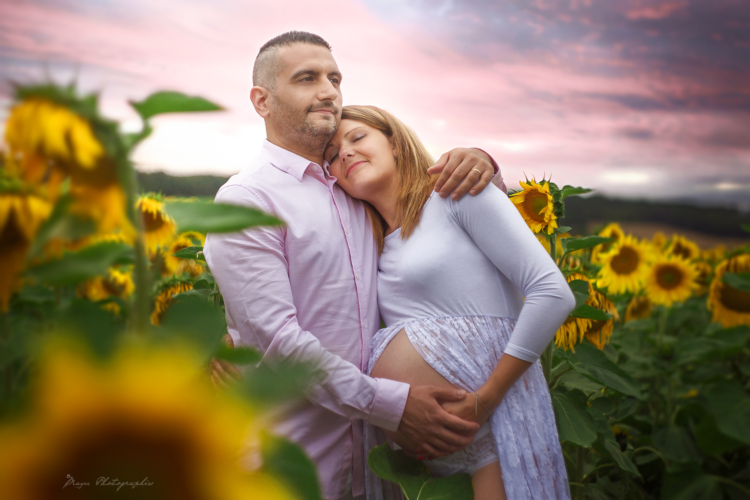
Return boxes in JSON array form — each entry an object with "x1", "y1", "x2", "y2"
[{"x1": 441, "y1": 391, "x2": 493, "y2": 427}]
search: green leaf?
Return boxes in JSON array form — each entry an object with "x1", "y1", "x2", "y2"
[
  {"x1": 56, "y1": 299, "x2": 123, "y2": 359},
  {"x1": 551, "y1": 390, "x2": 597, "y2": 446},
  {"x1": 694, "y1": 415, "x2": 745, "y2": 455},
  {"x1": 237, "y1": 361, "x2": 312, "y2": 406},
  {"x1": 261, "y1": 432, "x2": 322, "y2": 500},
  {"x1": 129, "y1": 91, "x2": 223, "y2": 121},
  {"x1": 157, "y1": 294, "x2": 226, "y2": 355},
  {"x1": 556, "y1": 225, "x2": 572, "y2": 234},
  {"x1": 569, "y1": 280, "x2": 590, "y2": 309},
  {"x1": 558, "y1": 370, "x2": 604, "y2": 395},
  {"x1": 25, "y1": 242, "x2": 134, "y2": 286},
  {"x1": 27, "y1": 196, "x2": 98, "y2": 259},
  {"x1": 704, "y1": 380, "x2": 750, "y2": 444},
  {"x1": 165, "y1": 200, "x2": 284, "y2": 234},
  {"x1": 652, "y1": 426, "x2": 702, "y2": 464},
  {"x1": 722, "y1": 272, "x2": 750, "y2": 292},
  {"x1": 742, "y1": 224, "x2": 750, "y2": 233},
  {"x1": 560, "y1": 186, "x2": 592, "y2": 199},
  {"x1": 192, "y1": 278, "x2": 211, "y2": 290},
  {"x1": 367, "y1": 444, "x2": 474, "y2": 500},
  {"x1": 603, "y1": 440, "x2": 641, "y2": 477},
  {"x1": 569, "y1": 304, "x2": 612, "y2": 321},
  {"x1": 172, "y1": 245, "x2": 205, "y2": 261},
  {"x1": 675, "y1": 326, "x2": 749, "y2": 365},
  {"x1": 567, "y1": 343, "x2": 643, "y2": 399},
  {"x1": 561, "y1": 236, "x2": 614, "y2": 255},
  {"x1": 662, "y1": 470, "x2": 722, "y2": 500},
  {"x1": 212, "y1": 344, "x2": 262, "y2": 365}
]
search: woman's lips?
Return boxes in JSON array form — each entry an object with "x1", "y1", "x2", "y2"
[{"x1": 346, "y1": 161, "x2": 365, "y2": 177}]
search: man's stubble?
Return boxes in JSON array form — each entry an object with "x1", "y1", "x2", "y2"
[{"x1": 272, "y1": 93, "x2": 338, "y2": 158}]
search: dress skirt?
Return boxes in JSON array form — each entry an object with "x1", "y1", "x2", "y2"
[{"x1": 363, "y1": 315, "x2": 570, "y2": 500}]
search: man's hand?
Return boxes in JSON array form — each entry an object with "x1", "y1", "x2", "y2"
[
  {"x1": 427, "y1": 148, "x2": 496, "y2": 200},
  {"x1": 441, "y1": 392, "x2": 493, "y2": 428},
  {"x1": 209, "y1": 334, "x2": 242, "y2": 389},
  {"x1": 398, "y1": 385, "x2": 481, "y2": 459}
]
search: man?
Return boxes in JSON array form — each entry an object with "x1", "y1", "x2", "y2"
[{"x1": 205, "y1": 31, "x2": 505, "y2": 500}]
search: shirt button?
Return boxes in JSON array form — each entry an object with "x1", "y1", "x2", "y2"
[
  {"x1": 355, "y1": 273, "x2": 361, "y2": 280},
  {"x1": 361, "y1": 321, "x2": 366, "y2": 328},
  {"x1": 312, "y1": 165, "x2": 319, "y2": 171},
  {"x1": 345, "y1": 227, "x2": 350, "y2": 234}
]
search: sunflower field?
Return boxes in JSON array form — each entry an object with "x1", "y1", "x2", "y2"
[{"x1": 1, "y1": 81, "x2": 749, "y2": 500}]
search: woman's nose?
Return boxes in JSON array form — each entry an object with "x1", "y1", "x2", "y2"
[{"x1": 340, "y1": 150, "x2": 353, "y2": 163}]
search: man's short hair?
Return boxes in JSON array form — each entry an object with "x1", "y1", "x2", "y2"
[{"x1": 252, "y1": 31, "x2": 332, "y2": 91}]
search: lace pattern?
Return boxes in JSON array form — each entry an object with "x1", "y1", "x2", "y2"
[{"x1": 364, "y1": 315, "x2": 570, "y2": 500}]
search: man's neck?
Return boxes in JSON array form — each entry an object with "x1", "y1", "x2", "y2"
[{"x1": 266, "y1": 136, "x2": 324, "y2": 166}]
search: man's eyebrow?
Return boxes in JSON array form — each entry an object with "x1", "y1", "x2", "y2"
[{"x1": 290, "y1": 68, "x2": 319, "y2": 80}]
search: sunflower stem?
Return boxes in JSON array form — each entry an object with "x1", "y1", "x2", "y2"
[{"x1": 122, "y1": 163, "x2": 150, "y2": 335}]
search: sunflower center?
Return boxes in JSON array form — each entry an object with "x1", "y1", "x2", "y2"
[
  {"x1": 103, "y1": 278, "x2": 125, "y2": 296},
  {"x1": 523, "y1": 192, "x2": 549, "y2": 223},
  {"x1": 719, "y1": 283, "x2": 750, "y2": 313},
  {"x1": 656, "y1": 264, "x2": 684, "y2": 290},
  {"x1": 672, "y1": 242, "x2": 692, "y2": 260},
  {"x1": 610, "y1": 246, "x2": 639, "y2": 275},
  {"x1": 629, "y1": 297, "x2": 651, "y2": 318},
  {"x1": 142, "y1": 210, "x2": 167, "y2": 232},
  {"x1": 0, "y1": 212, "x2": 28, "y2": 248}
]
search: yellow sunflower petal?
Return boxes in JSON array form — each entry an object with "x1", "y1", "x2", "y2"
[{"x1": 708, "y1": 254, "x2": 750, "y2": 327}]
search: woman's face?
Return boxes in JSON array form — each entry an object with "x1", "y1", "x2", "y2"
[{"x1": 324, "y1": 119, "x2": 398, "y2": 201}]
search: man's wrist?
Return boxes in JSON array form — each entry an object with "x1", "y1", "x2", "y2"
[{"x1": 369, "y1": 378, "x2": 410, "y2": 432}]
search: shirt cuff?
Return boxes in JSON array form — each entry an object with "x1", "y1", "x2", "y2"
[
  {"x1": 368, "y1": 378, "x2": 409, "y2": 432},
  {"x1": 473, "y1": 147, "x2": 507, "y2": 194},
  {"x1": 503, "y1": 344, "x2": 539, "y2": 363}
]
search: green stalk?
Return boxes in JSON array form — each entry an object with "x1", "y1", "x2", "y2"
[
  {"x1": 122, "y1": 163, "x2": 150, "y2": 334},
  {"x1": 1, "y1": 312, "x2": 10, "y2": 400}
]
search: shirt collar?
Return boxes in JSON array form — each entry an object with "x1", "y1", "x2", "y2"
[{"x1": 260, "y1": 139, "x2": 326, "y2": 182}]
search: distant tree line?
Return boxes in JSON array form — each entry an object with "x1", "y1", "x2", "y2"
[{"x1": 137, "y1": 171, "x2": 749, "y2": 237}]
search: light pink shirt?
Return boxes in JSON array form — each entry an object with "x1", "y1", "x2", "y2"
[{"x1": 203, "y1": 140, "x2": 409, "y2": 500}]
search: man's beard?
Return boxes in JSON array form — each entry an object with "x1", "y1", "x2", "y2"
[{"x1": 274, "y1": 99, "x2": 338, "y2": 156}]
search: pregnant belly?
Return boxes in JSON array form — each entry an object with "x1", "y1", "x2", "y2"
[{"x1": 370, "y1": 329, "x2": 460, "y2": 453}]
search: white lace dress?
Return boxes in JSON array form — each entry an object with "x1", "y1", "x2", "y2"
[{"x1": 363, "y1": 189, "x2": 574, "y2": 500}]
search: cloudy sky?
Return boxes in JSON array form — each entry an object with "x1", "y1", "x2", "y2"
[{"x1": 1, "y1": 0, "x2": 748, "y2": 206}]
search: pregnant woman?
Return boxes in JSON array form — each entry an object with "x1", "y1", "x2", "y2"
[{"x1": 324, "y1": 106, "x2": 576, "y2": 500}]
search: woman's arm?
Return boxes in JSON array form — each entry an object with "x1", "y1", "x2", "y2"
[{"x1": 442, "y1": 187, "x2": 575, "y2": 420}]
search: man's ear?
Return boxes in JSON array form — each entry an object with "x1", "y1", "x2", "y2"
[{"x1": 250, "y1": 86, "x2": 271, "y2": 118}]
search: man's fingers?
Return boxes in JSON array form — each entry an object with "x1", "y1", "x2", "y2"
[
  {"x1": 436, "y1": 156, "x2": 467, "y2": 198},
  {"x1": 441, "y1": 411, "x2": 481, "y2": 435},
  {"x1": 222, "y1": 360, "x2": 242, "y2": 380},
  {"x1": 432, "y1": 386, "x2": 466, "y2": 402},
  {"x1": 469, "y1": 169, "x2": 494, "y2": 196},
  {"x1": 427, "y1": 151, "x2": 450, "y2": 176},
  {"x1": 449, "y1": 163, "x2": 483, "y2": 200}
]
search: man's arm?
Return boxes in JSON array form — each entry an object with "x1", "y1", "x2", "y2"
[{"x1": 427, "y1": 148, "x2": 506, "y2": 199}]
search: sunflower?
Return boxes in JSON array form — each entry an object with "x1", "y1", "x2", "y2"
[
  {"x1": 625, "y1": 295, "x2": 652, "y2": 323},
  {"x1": 666, "y1": 234, "x2": 700, "y2": 261},
  {"x1": 652, "y1": 231, "x2": 667, "y2": 251},
  {"x1": 708, "y1": 254, "x2": 750, "y2": 327},
  {"x1": 702, "y1": 245, "x2": 727, "y2": 264},
  {"x1": 0, "y1": 341, "x2": 293, "y2": 500},
  {"x1": 137, "y1": 194, "x2": 177, "y2": 256},
  {"x1": 3, "y1": 99, "x2": 103, "y2": 196},
  {"x1": 554, "y1": 272, "x2": 592, "y2": 351},
  {"x1": 582, "y1": 288, "x2": 619, "y2": 349},
  {"x1": 0, "y1": 190, "x2": 53, "y2": 311},
  {"x1": 510, "y1": 179, "x2": 558, "y2": 235},
  {"x1": 644, "y1": 254, "x2": 698, "y2": 307},
  {"x1": 79, "y1": 267, "x2": 135, "y2": 314},
  {"x1": 693, "y1": 261, "x2": 713, "y2": 296},
  {"x1": 70, "y1": 183, "x2": 134, "y2": 238},
  {"x1": 591, "y1": 223, "x2": 625, "y2": 264},
  {"x1": 163, "y1": 231, "x2": 206, "y2": 277},
  {"x1": 596, "y1": 235, "x2": 652, "y2": 294},
  {"x1": 151, "y1": 279, "x2": 193, "y2": 325}
]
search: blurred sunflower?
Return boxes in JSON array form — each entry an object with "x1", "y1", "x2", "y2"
[
  {"x1": 510, "y1": 179, "x2": 558, "y2": 235},
  {"x1": 151, "y1": 278, "x2": 193, "y2": 325},
  {"x1": 70, "y1": 183, "x2": 134, "y2": 238},
  {"x1": 137, "y1": 194, "x2": 177, "y2": 256},
  {"x1": 625, "y1": 295, "x2": 652, "y2": 323},
  {"x1": 3, "y1": 98, "x2": 102, "y2": 197},
  {"x1": 591, "y1": 223, "x2": 625, "y2": 264},
  {"x1": 555, "y1": 272, "x2": 591, "y2": 350},
  {"x1": 693, "y1": 261, "x2": 713, "y2": 296},
  {"x1": 666, "y1": 235, "x2": 700, "y2": 261},
  {"x1": 0, "y1": 341, "x2": 293, "y2": 500},
  {"x1": 708, "y1": 254, "x2": 750, "y2": 327},
  {"x1": 0, "y1": 188, "x2": 53, "y2": 311},
  {"x1": 652, "y1": 231, "x2": 667, "y2": 251},
  {"x1": 583, "y1": 288, "x2": 618, "y2": 349},
  {"x1": 644, "y1": 254, "x2": 698, "y2": 307},
  {"x1": 79, "y1": 267, "x2": 135, "y2": 314},
  {"x1": 702, "y1": 245, "x2": 727, "y2": 264},
  {"x1": 596, "y1": 235, "x2": 652, "y2": 294},
  {"x1": 163, "y1": 231, "x2": 206, "y2": 277}
]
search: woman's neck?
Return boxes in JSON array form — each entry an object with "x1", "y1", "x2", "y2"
[{"x1": 365, "y1": 177, "x2": 400, "y2": 235}]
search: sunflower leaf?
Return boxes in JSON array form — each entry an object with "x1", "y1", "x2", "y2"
[
  {"x1": 567, "y1": 343, "x2": 643, "y2": 399},
  {"x1": 560, "y1": 186, "x2": 592, "y2": 199},
  {"x1": 212, "y1": 344, "x2": 262, "y2": 365},
  {"x1": 129, "y1": 91, "x2": 223, "y2": 121},
  {"x1": 165, "y1": 200, "x2": 284, "y2": 233},
  {"x1": 569, "y1": 280, "x2": 591, "y2": 308},
  {"x1": 722, "y1": 272, "x2": 750, "y2": 292},
  {"x1": 261, "y1": 432, "x2": 322, "y2": 500},
  {"x1": 25, "y1": 242, "x2": 134, "y2": 286},
  {"x1": 172, "y1": 246, "x2": 205, "y2": 261},
  {"x1": 562, "y1": 236, "x2": 615, "y2": 254},
  {"x1": 570, "y1": 304, "x2": 612, "y2": 321},
  {"x1": 551, "y1": 390, "x2": 598, "y2": 446}
]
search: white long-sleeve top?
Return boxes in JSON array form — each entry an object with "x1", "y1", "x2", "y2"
[{"x1": 377, "y1": 188, "x2": 576, "y2": 362}]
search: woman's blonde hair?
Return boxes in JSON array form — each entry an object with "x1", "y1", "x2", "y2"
[{"x1": 341, "y1": 105, "x2": 437, "y2": 254}]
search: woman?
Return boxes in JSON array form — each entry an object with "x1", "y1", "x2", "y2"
[{"x1": 323, "y1": 105, "x2": 575, "y2": 500}]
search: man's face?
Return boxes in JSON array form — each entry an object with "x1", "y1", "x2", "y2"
[{"x1": 269, "y1": 43, "x2": 343, "y2": 146}]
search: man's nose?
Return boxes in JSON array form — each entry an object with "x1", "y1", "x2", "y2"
[{"x1": 318, "y1": 78, "x2": 339, "y2": 101}]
